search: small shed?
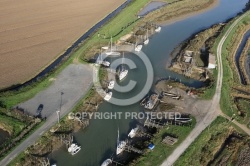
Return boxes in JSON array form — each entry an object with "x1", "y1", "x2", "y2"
[
  {"x1": 185, "y1": 50, "x2": 194, "y2": 57},
  {"x1": 184, "y1": 56, "x2": 192, "y2": 63},
  {"x1": 208, "y1": 53, "x2": 216, "y2": 69},
  {"x1": 148, "y1": 143, "x2": 155, "y2": 150},
  {"x1": 162, "y1": 136, "x2": 178, "y2": 146}
]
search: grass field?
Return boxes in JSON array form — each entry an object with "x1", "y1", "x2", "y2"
[
  {"x1": 0, "y1": 0, "x2": 125, "y2": 89},
  {"x1": 174, "y1": 116, "x2": 238, "y2": 165},
  {"x1": 216, "y1": 13, "x2": 250, "y2": 119}
]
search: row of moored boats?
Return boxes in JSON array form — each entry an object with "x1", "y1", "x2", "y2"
[{"x1": 101, "y1": 126, "x2": 139, "y2": 166}]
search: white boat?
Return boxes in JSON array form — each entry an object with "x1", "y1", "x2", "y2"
[
  {"x1": 96, "y1": 49, "x2": 110, "y2": 67},
  {"x1": 102, "y1": 46, "x2": 109, "y2": 50},
  {"x1": 135, "y1": 44, "x2": 143, "y2": 52},
  {"x1": 155, "y1": 26, "x2": 161, "y2": 32},
  {"x1": 104, "y1": 92, "x2": 112, "y2": 101},
  {"x1": 119, "y1": 69, "x2": 128, "y2": 81},
  {"x1": 102, "y1": 60, "x2": 110, "y2": 67},
  {"x1": 128, "y1": 126, "x2": 139, "y2": 138},
  {"x1": 68, "y1": 143, "x2": 81, "y2": 155},
  {"x1": 144, "y1": 29, "x2": 149, "y2": 45},
  {"x1": 101, "y1": 159, "x2": 112, "y2": 166},
  {"x1": 144, "y1": 39, "x2": 149, "y2": 45},
  {"x1": 118, "y1": 52, "x2": 128, "y2": 81},
  {"x1": 116, "y1": 129, "x2": 126, "y2": 155},
  {"x1": 108, "y1": 80, "x2": 115, "y2": 89}
]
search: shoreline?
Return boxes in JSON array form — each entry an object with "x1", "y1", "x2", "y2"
[
  {"x1": 240, "y1": 38, "x2": 250, "y2": 84},
  {"x1": 146, "y1": 0, "x2": 219, "y2": 25},
  {"x1": 234, "y1": 27, "x2": 250, "y2": 85}
]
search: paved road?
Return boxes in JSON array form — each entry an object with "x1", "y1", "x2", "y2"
[
  {"x1": 161, "y1": 12, "x2": 250, "y2": 166},
  {"x1": 0, "y1": 64, "x2": 93, "y2": 166}
]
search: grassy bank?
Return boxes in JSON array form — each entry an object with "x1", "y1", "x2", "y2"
[
  {"x1": 0, "y1": 109, "x2": 45, "y2": 161},
  {"x1": 0, "y1": 114, "x2": 25, "y2": 136},
  {"x1": 131, "y1": 118, "x2": 196, "y2": 166},
  {"x1": 200, "y1": 68, "x2": 218, "y2": 99},
  {"x1": 174, "y1": 116, "x2": 247, "y2": 165},
  {"x1": 214, "y1": 12, "x2": 250, "y2": 121}
]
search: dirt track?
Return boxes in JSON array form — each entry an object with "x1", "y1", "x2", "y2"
[{"x1": 0, "y1": 0, "x2": 124, "y2": 89}]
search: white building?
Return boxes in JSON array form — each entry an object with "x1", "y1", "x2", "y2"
[{"x1": 208, "y1": 53, "x2": 216, "y2": 69}]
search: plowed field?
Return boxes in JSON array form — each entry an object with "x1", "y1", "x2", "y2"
[{"x1": 0, "y1": 0, "x2": 124, "y2": 89}]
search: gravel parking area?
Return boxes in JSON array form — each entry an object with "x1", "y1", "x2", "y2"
[{"x1": 18, "y1": 64, "x2": 93, "y2": 118}]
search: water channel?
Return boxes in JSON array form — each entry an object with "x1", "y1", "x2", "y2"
[
  {"x1": 0, "y1": 129, "x2": 9, "y2": 146},
  {"x1": 235, "y1": 29, "x2": 250, "y2": 85}
]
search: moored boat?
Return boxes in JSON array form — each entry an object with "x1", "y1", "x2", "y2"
[
  {"x1": 108, "y1": 80, "x2": 115, "y2": 89},
  {"x1": 119, "y1": 69, "x2": 128, "y2": 81},
  {"x1": 68, "y1": 143, "x2": 81, "y2": 155},
  {"x1": 101, "y1": 159, "x2": 112, "y2": 166},
  {"x1": 118, "y1": 52, "x2": 128, "y2": 81},
  {"x1": 155, "y1": 26, "x2": 161, "y2": 32},
  {"x1": 144, "y1": 39, "x2": 149, "y2": 45},
  {"x1": 104, "y1": 92, "x2": 112, "y2": 101},
  {"x1": 116, "y1": 129, "x2": 126, "y2": 155},
  {"x1": 144, "y1": 28, "x2": 149, "y2": 45},
  {"x1": 135, "y1": 44, "x2": 143, "y2": 52},
  {"x1": 128, "y1": 126, "x2": 139, "y2": 138}
]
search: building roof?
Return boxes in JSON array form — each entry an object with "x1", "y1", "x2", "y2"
[
  {"x1": 185, "y1": 50, "x2": 193, "y2": 57},
  {"x1": 148, "y1": 143, "x2": 155, "y2": 150},
  {"x1": 209, "y1": 53, "x2": 216, "y2": 64}
]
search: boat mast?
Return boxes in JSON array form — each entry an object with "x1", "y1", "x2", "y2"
[
  {"x1": 147, "y1": 28, "x2": 148, "y2": 40},
  {"x1": 117, "y1": 128, "x2": 120, "y2": 146},
  {"x1": 100, "y1": 48, "x2": 102, "y2": 62},
  {"x1": 110, "y1": 36, "x2": 113, "y2": 52},
  {"x1": 122, "y1": 52, "x2": 124, "y2": 71}
]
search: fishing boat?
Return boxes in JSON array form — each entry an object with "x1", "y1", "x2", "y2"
[
  {"x1": 68, "y1": 143, "x2": 81, "y2": 155},
  {"x1": 144, "y1": 29, "x2": 149, "y2": 45},
  {"x1": 155, "y1": 26, "x2": 161, "y2": 32},
  {"x1": 128, "y1": 126, "x2": 139, "y2": 138},
  {"x1": 104, "y1": 92, "x2": 112, "y2": 101},
  {"x1": 135, "y1": 44, "x2": 143, "y2": 52},
  {"x1": 118, "y1": 52, "x2": 128, "y2": 81},
  {"x1": 108, "y1": 80, "x2": 115, "y2": 89},
  {"x1": 101, "y1": 159, "x2": 112, "y2": 166},
  {"x1": 116, "y1": 129, "x2": 126, "y2": 155},
  {"x1": 145, "y1": 93, "x2": 159, "y2": 110}
]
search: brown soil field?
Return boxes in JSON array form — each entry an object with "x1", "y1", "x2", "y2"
[{"x1": 0, "y1": 0, "x2": 125, "y2": 89}]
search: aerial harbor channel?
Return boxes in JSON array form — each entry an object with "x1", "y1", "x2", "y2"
[{"x1": 51, "y1": 0, "x2": 249, "y2": 165}]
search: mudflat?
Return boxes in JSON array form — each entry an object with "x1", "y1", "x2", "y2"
[{"x1": 0, "y1": 0, "x2": 124, "y2": 89}]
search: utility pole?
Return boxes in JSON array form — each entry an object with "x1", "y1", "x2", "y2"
[{"x1": 57, "y1": 92, "x2": 64, "y2": 123}]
